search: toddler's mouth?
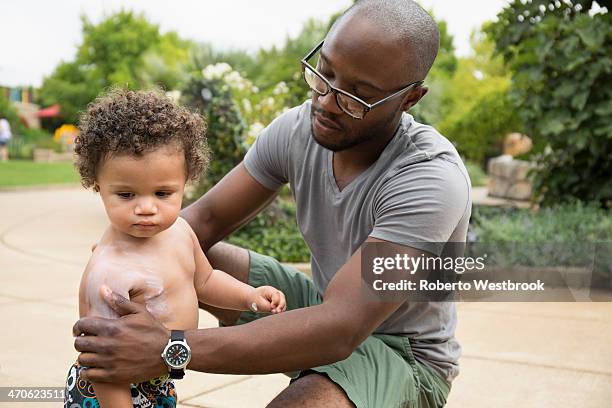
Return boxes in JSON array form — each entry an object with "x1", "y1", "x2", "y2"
[{"x1": 134, "y1": 223, "x2": 157, "y2": 228}]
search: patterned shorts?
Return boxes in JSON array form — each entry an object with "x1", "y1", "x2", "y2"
[{"x1": 64, "y1": 363, "x2": 177, "y2": 408}]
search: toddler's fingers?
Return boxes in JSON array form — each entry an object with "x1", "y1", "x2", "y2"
[
  {"x1": 253, "y1": 296, "x2": 272, "y2": 313},
  {"x1": 271, "y1": 291, "x2": 281, "y2": 307}
]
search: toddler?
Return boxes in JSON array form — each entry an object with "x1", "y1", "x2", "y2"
[{"x1": 64, "y1": 89, "x2": 286, "y2": 408}]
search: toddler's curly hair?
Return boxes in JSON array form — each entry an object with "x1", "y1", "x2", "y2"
[{"x1": 75, "y1": 88, "x2": 210, "y2": 189}]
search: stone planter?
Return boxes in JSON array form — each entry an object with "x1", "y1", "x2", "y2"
[
  {"x1": 33, "y1": 148, "x2": 74, "y2": 163},
  {"x1": 487, "y1": 156, "x2": 536, "y2": 201}
]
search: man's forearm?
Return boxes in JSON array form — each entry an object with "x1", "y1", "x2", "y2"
[{"x1": 186, "y1": 303, "x2": 354, "y2": 374}]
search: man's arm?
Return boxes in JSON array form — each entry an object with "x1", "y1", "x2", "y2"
[
  {"x1": 180, "y1": 162, "x2": 278, "y2": 251},
  {"x1": 73, "y1": 238, "x2": 422, "y2": 381},
  {"x1": 184, "y1": 237, "x2": 418, "y2": 374}
]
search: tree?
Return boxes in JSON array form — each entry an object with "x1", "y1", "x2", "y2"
[
  {"x1": 487, "y1": 0, "x2": 611, "y2": 207},
  {"x1": 436, "y1": 25, "x2": 521, "y2": 166},
  {"x1": 408, "y1": 13, "x2": 458, "y2": 125},
  {"x1": 39, "y1": 10, "x2": 191, "y2": 124}
]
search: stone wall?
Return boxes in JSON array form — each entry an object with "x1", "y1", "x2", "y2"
[
  {"x1": 33, "y1": 148, "x2": 74, "y2": 163},
  {"x1": 487, "y1": 155, "x2": 536, "y2": 201}
]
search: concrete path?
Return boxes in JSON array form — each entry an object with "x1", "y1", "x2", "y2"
[{"x1": 1, "y1": 188, "x2": 611, "y2": 407}]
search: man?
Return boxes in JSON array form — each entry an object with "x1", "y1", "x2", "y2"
[{"x1": 73, "y1": 1, "x2": 472, "y2": 406}]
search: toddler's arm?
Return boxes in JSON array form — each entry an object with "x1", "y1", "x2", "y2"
[{"x1": 190, "y1": 231, "x2": 286, "y2": 314}]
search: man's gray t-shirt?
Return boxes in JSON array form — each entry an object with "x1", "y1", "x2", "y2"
[{"x1": 244, "y1": 100, "x2": 472, "y2": 382}]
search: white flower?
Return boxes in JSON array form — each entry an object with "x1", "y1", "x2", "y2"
[
  {"x1": 202, "y1": 63, "x2": 233, "y2": 80},
  {"x1": 165, "y1": 90, "x2": 181, "y2": 102},
  {"x1": 242, "y1": 98, "x2": 253, "y2": 113},
  {"x1": 273, "y1": 81, "x2": 289, "y2": 95},
  {"x1": 246, "y1": 122, "x2": 265, "y2": 145}
]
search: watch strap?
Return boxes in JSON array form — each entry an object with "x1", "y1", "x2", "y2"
[
  {"x1": 171, "y1": 330, "x2": 184, "y2": 341},
  {"x1": 169, "y1": 368, "x2": 185, "y2": 379},
  {"x1": 168, "y1": 330, "x2": 186, "y2": 379}
]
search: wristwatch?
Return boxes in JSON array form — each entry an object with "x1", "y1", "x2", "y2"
[{"x1": 161, "y1": 330, "x2": 192, "y2": 379}]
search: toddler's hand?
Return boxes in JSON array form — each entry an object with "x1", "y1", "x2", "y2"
[{"x1": 248, "y1": 286, "x2": 286, "y2": 314}]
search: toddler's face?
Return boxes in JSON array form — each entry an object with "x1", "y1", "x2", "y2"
[{"x1": 95, "y1": 145, "x2": 187, "y2": 239}]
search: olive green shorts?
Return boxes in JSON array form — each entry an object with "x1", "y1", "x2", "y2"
[{"x1": 235, "y1": 251, "x2": 451, "y2": 408}]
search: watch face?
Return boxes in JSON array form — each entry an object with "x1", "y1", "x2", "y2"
[{"x1": 165, "y1": 343, "x2": 190, "y2": 368}]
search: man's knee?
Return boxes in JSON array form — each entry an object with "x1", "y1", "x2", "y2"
[{"x1": 267, "y1": 372, "x2": 355, "y2": 408}]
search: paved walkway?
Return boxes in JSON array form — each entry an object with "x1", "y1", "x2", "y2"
[{"x1": 1, "y1": 188, "x2": 611, "y2": 407}]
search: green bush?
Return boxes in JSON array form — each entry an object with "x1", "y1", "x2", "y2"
[
  {"x1": 471, "y1": 202, "x2": 611, "y2": 243},
  {"x1": 227, "y1": 198, "x2": 310, "y2": 262},
  {"x1": 181, "y1": 73, "x2": 247, "y2": 195},
  {"x1": 487, "y1": 1, "x2": 611, "y2": 207},
  {"x1": 445, "y1": 89, "x2": 522, "y2": 166},
  {"x1": 21, "y1": 128, "x2": 53, "y2": 143},
  {"x1": 7, "y1": 138, "x2": 34, "y2": 160},
  {"x1": 469, "y1": 202, "x2": 611, "y2": 267},
  {"x1": 465, "y1": 160, "x2": 488, "y2": 187}
]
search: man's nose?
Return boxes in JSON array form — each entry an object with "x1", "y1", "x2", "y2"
[
  {"x1": 134, "y1": 197, "x2": 157, "y2": 215},
  {"x1": 317, "y1": 91, "x2": 343, "y2": 116}
]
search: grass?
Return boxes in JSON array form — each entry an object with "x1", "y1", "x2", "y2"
[{"x1": 0, "y1": 160, "x2": 80, "y2": 188}]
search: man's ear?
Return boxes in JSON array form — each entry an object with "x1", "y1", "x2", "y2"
[{"x1": 401, "y1": 86, "x2": 428, "y2": 111}]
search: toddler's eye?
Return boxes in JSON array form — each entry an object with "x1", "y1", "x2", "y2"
[
  {"x1": 156, "y1": 191, "x2": 172, "y2": 198},
  {"x1": 117, "y1": 192, "x2": 134, "y2": 199}
]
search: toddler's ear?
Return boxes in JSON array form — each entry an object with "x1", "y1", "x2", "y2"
[{"x1": 93, "y1": 182, "x2": 100, "y2": 192}]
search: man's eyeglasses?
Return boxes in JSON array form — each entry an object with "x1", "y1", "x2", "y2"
[{"x1": 300, "y1": 40, "x2": 423, "y2": 120}]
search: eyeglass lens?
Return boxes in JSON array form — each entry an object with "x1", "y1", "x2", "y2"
[{"x1": 304, "y1": 66, "x2": 366, "y2": 119}]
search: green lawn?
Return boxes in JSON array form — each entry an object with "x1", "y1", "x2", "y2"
[{"x1": 0, "y1": 160, "x2": 80, "y2": 187}]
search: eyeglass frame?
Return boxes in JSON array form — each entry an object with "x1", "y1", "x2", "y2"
[{"x1": 300, "y1": 40, "x2": 424, "y2": 119}]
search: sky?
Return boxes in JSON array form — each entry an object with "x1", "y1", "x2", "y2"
[{"x1": 0, "y1": 0, "x2": 510, "y2": 88}]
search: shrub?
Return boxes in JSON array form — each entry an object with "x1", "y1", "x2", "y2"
[
  {"x1": 469, "y1": 202, "x2": 611, "y2": 267},
  {"x1": 181, "y1": 69, "x2": 247, "y2": 195},
  {"x1": 471, "y1": 202, "x2": 611, "y2": 243},
  {"x1": 227, "y1": 199, "x2": 310, "y2": 263},
  {"x1": 487, "y1": 1, "x2": 611, "y2": 207},
  {"x1": 465, "y1": 160, "x2": 488, "y2": 187},
  {"x1": 444, "y1": 89, "x2": 522, "y2": 166}
]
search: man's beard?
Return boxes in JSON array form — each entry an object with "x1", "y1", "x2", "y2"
[{"x1": 310, "y1": 110, "x2": 378, "y2": 152}]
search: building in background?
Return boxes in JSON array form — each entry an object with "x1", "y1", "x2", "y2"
[{"x1": 0, "y1": 86, "x2": 60, "y2": 129}]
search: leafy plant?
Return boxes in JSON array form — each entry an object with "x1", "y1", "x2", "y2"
[
  {"x1": 227, "y1": 199, "x2": 310, "y2": 263},
  {"x1": 487, "y1": 1, "x2": 611, "y2": 207},
  {"x1": 469, "y1": 202, "x2": 611, "y2": 267},
  {"x1": 445, "y1": 88, "x2": 522, "y2": 165},
  {"x1": 465, "y1": 160, "x2": 488, "y2": 187},
  {"x1": 180, "y1": 69, "x2": 248, "y2": 194}
]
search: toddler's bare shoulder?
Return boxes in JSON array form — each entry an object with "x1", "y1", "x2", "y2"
[{"x1": 174, "y1": 216, "x2": 199, "y2": 244}]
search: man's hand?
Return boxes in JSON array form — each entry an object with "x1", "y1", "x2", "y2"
[
  {"x1": 248, "y1": 286, "x2": 287, "y2": 314},
  {"x1": 72, "y1": 286, "x2": 169, "y2": 383}
]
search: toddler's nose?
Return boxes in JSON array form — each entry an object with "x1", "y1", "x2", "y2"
[{"x1": 134, "y1": 198, "x2": 157, "y2": 215}]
